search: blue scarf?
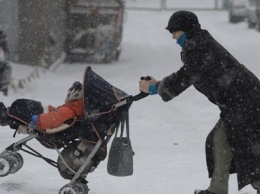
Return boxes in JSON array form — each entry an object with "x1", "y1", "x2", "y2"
[{"x1": 176, "y1": 32, "x2": 187, "y2": 47}]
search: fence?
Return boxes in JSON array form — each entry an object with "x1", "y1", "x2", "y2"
[{"x1": 125, "y1": 0, "x2": 226, "y2": 10}]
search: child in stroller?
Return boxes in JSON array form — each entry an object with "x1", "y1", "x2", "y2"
[{"x1": 0, "y1": 67, "x2": 136, "y2": 194}]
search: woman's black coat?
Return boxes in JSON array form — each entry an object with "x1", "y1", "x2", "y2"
[{"x1": 156, "y1": 29, "x2": 260, "y2": 189}]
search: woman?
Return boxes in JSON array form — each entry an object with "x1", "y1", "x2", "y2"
[{"x1": 139, "y1": 10, "x2": 260, "y2": 194}]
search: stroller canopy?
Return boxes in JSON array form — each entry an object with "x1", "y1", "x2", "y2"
[{"x1": 83, "y1": 66, "x2": 130, "y2": 118}]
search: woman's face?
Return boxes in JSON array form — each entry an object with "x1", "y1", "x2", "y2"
[{"x1": 172, "y1": 31, "x2": 185, "y2": 40}]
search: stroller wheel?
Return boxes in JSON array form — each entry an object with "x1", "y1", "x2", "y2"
[
  {"x1": 0, "y1": 151, "x2": 24, "y2": 175},
  {"x1": 7, "y1": 152, "x2": 23, "y2": 174},
  {"x1": 0, "y1": 156, "x2": 11, "y2": 177},
  {"x1": 59, "y1": 183, "x2": 89, "y2": 194}
]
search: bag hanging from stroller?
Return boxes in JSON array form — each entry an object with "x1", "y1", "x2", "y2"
[{"x1": 107, "y1": 111, "x2": 134, "y2": 176}]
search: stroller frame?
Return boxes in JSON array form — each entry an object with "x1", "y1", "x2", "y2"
[
  {"x1": 0, "y1": 131, "x2": 101, "y2": 193},
  {"x1": 0, "y1": 91, "x2": 148, "y2": 194},
  {"x1": 0, "y1": 66, "x2": 149, "y2": 193},
  {"x1": 1, "y1": 131, "x2": 103, "y2": 193}
]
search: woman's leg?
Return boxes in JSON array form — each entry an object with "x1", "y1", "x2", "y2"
[
  {"x1": 251, "y1": 181, "x2": 260, "y2": 192},
  {"x1": 208, "y1": 121, "x2": 233, "y2": 194}
]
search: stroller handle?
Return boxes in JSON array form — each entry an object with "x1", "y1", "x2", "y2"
[
  {"x1": 113, "y1": 92, "x2": 149, "y2": 109},
  {"x1": 131, "y1": 92, "x2": 149, "y2": 102}
]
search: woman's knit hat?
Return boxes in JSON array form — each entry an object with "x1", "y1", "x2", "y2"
[{"x1": 166, "y1": 10, "x2": 201, "y2": 33}]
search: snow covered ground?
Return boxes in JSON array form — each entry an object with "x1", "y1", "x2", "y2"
[{"x1": 1, "y1": 9, "x2": 260, "y2": 194}]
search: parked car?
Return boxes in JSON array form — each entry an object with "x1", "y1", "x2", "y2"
[
  {"x1": 245, "y1": 0, "x2": 260, "y2": 31},
  {"x1": 65, "y1": 0, "x2": 125, "y2": 64},
  {"x1": 0, "y1": 30, "x2": 11, "y2": 96},
  {"x1": 228, "y1": 0, "x2": 247, "y2": 23}
]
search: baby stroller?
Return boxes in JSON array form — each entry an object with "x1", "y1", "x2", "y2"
[{"x1": 0, "y1": 66, "x2": 148, "y2": 194}]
